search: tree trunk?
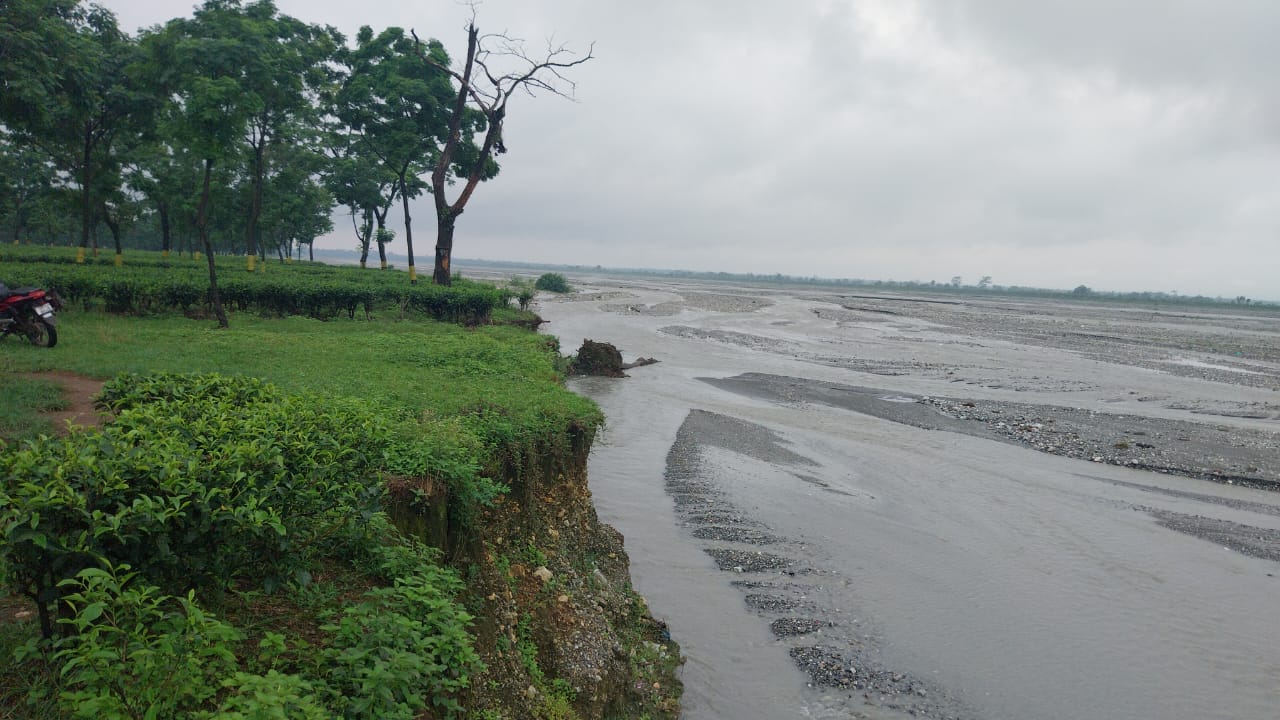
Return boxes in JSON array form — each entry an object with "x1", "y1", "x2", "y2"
[
  {"x1": 158, "y1": 200, "x2": 171, "y2": 259},
  {"x1": 245, "y1": 131, "x2": 265, "y2": 271},
  {"x1": 308, "y1": 241, "x2": 314, "y2": 262},
  {"x1": 375, "y1": 205, "x2": 389, "y2": 269},
  {"x1": 197, "y1": 158, "x2": 228, "y2": 328},
  {"x1": 77, "y1": 129, "x2": 93, "y2": 264},
  {"x1": 399, "y1": 175, "x2": 416, "y2": 283},
  {"x1": 11, "y1": 207, "x2": 24, "y2": 245},
  {"x1": 355, "y1": 210, "x2": 370, "y2": 268},
  {"x1": 102, "y1": 206, "x2": 123, "y2": 266},
  {"x1": 433, "y1": 211, "x2": 455, "y2": 286}
]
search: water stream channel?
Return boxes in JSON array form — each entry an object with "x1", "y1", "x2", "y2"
[{"x1": 535, "y1": 275, "x2": 1280, "y2": 720}]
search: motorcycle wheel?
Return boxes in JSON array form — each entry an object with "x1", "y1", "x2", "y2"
[{"x1": 23, "y1": 318, "x2": 57, "y2": 348}]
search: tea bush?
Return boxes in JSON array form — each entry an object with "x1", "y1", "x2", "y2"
[
  {"x1": 1, "y1": 372, "x2": 487, "y2": 717},
  {"x1": 0, "y1": 253, "x2": 510, "y2": 324},
  {"x1": 0, "y1": 373, "x2": 392, "y2": 637}
]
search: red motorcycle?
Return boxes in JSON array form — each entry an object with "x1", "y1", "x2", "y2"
[{"x1": 0, "y1": 283, "x2": 61, "y2": 348}]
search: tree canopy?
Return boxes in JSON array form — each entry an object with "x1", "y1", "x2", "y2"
[{"x1": 0, "y1": 0, "x2": 590, "y2": 286}]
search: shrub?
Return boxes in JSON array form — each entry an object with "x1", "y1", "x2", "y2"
[
  {"x1": 0, "y1": 373, "x2": 390, "y2": 636},
  {"x1": 53, "y1": 563, "x2": 241, "y2": 719},
  {"x1": 0, "y1": 258, "x2": 507, "y2": 323},
  {"x1": 534, "y1": 273, "x2": 572, "y2": 294},
  {"x1": 323, "y1": 560, "x2": 481, "y2": 719},
  {"x1": 199, "y1": 671, "x2": 330, "y2": 720}
]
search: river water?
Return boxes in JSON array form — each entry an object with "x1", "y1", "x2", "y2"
[{"x1": 536, "y1": 276, "x2": 1280, "y2": 720}]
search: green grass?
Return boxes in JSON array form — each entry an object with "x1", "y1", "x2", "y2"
[
  {"x1": 0, "y1": 296, "x2": 603, "y2": 717},
  {"x1": 0, "y1": 311, "x2": 599, "y2": 456},
  {"x1": 0, "y1": 374, "x2": 67, "y2": 442}
]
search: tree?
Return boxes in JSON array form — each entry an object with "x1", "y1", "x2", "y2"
[
  {"x1": 0, "y1": 131, "x2": 55, "y2": 243},
  {"x1": 0, "y1": 0, "x2": 83, "y2": 133},
  {"x1": 142, "y1": 5, "x2": 262, "y2": 328},
  {"x1": 2, "y1": 3, "x2": 154, "y2": 263},
  {"x1": 124, "y1": 129, "x2": 202, "y2": 259},
  {"x1": 200, "y1": 0, "x2": 336, "y2": 271},
  {"x1": 334, "y1": 26, "x2": 454, "y2": 283},
  {"x1": 97, "y1": 178, "x2": 142, "y2": 264},
  {"x1": 258, "y1": 134, "x2": 333, "y2": 262},
  {"x1": 977, "y1": 275, "x2": 992, "y2": 290},
  {"x1": 323, "y1": 127, "x2": 398, "y2": 268},
  {"x1": 413, "y1": 19, "x2": 592, "y2": 286}
]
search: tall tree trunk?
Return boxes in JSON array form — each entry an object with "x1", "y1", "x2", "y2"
[
  {"x1": 245, "y1": 132, "x2": 265, "y2": 271},
  {"x1": 197, "y1": 158, "x2": 228, "y2": 328},
  {"x1": 375, "y1": 205, "x2": 389, "y2": 269},
  {"x1": 433, "y1": 211, "x2": 455, "y2": 286},
  {"x1": 308, "y1": 241, "x2": 314, "y2": 262},
  {"x1": 354, "y1": 209, "x2": 370, "y2": 268},
  {"x1": 102, "y1": 205, "x2": 123, "y2": 266},
  {"x1": 158, "y1": 200, "x2": 171, "y2": 259},
  {"x1": 77, "y1": 130, "x2": 93, "y2": 263},
  {"x1": 399, "y1": 174, "x2": 416, "y2": 283}
]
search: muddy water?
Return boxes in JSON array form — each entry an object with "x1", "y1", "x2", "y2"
[{"x1": 539, "y1": 278, "x2": 1280, "y2": 720}]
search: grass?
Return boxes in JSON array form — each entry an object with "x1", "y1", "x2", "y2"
[
  {"x1": 0, "y1": 311, "x2": 599, "y2": 454},
  {"x1": 0, "y1": 374, "x2": 67, "y2": 443},
  {"x1": 0, "y1": 291, "x2": 605, "y2": 717}
]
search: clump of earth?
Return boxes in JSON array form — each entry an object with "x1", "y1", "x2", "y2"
[
  {"x1": 570, "y1": 339, "x2": 626, "y2": 377},
  {"x1": 569, "y1": 339, "x2": 658, "y2": 377}
]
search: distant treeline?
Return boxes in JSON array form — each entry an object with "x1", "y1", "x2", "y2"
[{"x1": 397, "y1": 254, "x2": 1278, "y2": 310}]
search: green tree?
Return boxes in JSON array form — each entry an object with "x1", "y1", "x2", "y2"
[
  {"x1": 124, "y1": 130, "x2": 203, "y2": 258},
  {"x1": 141, "y1": 5, "x2": 262, "y2": 328},
  {"x1": 2, "y1": 2, "x2": 155, "y2": 263},
  {"x1": 334, "y1": 26, "x2": 455, "y2": 284},
  {"x1": 259, "y1": 134, "x2": 334, "y2": 262},
  {"x1": 0, "y1": 130, "x2": 55, "y2": 244},
  {"x1": 0, "y1": 0, "x2": 83, "y2": 133},
  {"x1": 323, "y1": 125, "x2": 399, "y2": 268},
  {"x1": 201, "y1": 0, "x2": 337, "y2": 271}
]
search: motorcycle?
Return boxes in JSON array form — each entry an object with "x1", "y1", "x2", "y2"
[{"x1": 0, "y1": 283, "x2": 61, "y2": 348}]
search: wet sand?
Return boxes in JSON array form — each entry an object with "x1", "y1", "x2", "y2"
[{"x1": 533, "y1": 275, "x2": 1280, "y2": 720}]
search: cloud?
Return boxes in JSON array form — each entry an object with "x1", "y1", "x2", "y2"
[{"x1": 102, "y1": 0, "x2": 1279, "y2": 298}]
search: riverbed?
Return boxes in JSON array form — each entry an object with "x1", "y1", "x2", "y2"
[{"x1": 536, "y1": 276, "x2": 1280, "y2": 720}]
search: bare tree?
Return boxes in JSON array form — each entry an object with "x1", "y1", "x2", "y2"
[{"x1": 414, "y1": 17, "x2": 592, "y2": 285}]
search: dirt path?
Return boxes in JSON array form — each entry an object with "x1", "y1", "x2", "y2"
[{"x1": 24, "y1": 371, "x2": 106, "y2": 433}]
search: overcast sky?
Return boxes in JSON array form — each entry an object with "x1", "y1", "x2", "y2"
[{"x1": 106, "y1": 1, "x2": 1278, "y2": 299}]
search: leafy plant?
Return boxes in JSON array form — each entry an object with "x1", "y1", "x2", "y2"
[
  {"x1": 322, "y1": 564, "x2": 482, "y2": 719},
  {"x1": 53, "y1": 563, "x2": 241, "y2": 719},
  {"x1": 0, "y1": 373, "x2": 392, "y2": 635},
  {"x1": 534, "y1": 273, "x2": 572, "y2": 294},
  {"x1": 0, "y1": 255, "x2": 508, "y2": 323},
  {"x1": 197, "y1": 671, "x2": 330, "y2": 720}
]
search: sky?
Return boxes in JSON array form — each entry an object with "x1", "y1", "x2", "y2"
[{"x1": 104, "y1": 1, "x2": 1279, "y2": 299}]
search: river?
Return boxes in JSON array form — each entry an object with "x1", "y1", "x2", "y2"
[{"x1": 536, "y1": 275, "x2": 1280, "y2": 720}]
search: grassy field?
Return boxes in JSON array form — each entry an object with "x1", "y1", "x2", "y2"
[
  {"x1": 1, "y1": 311, "x2": 598, "y2": 446},
  {"x1": 0, "y1": 261, "x2": 607, "y2": 718}
]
